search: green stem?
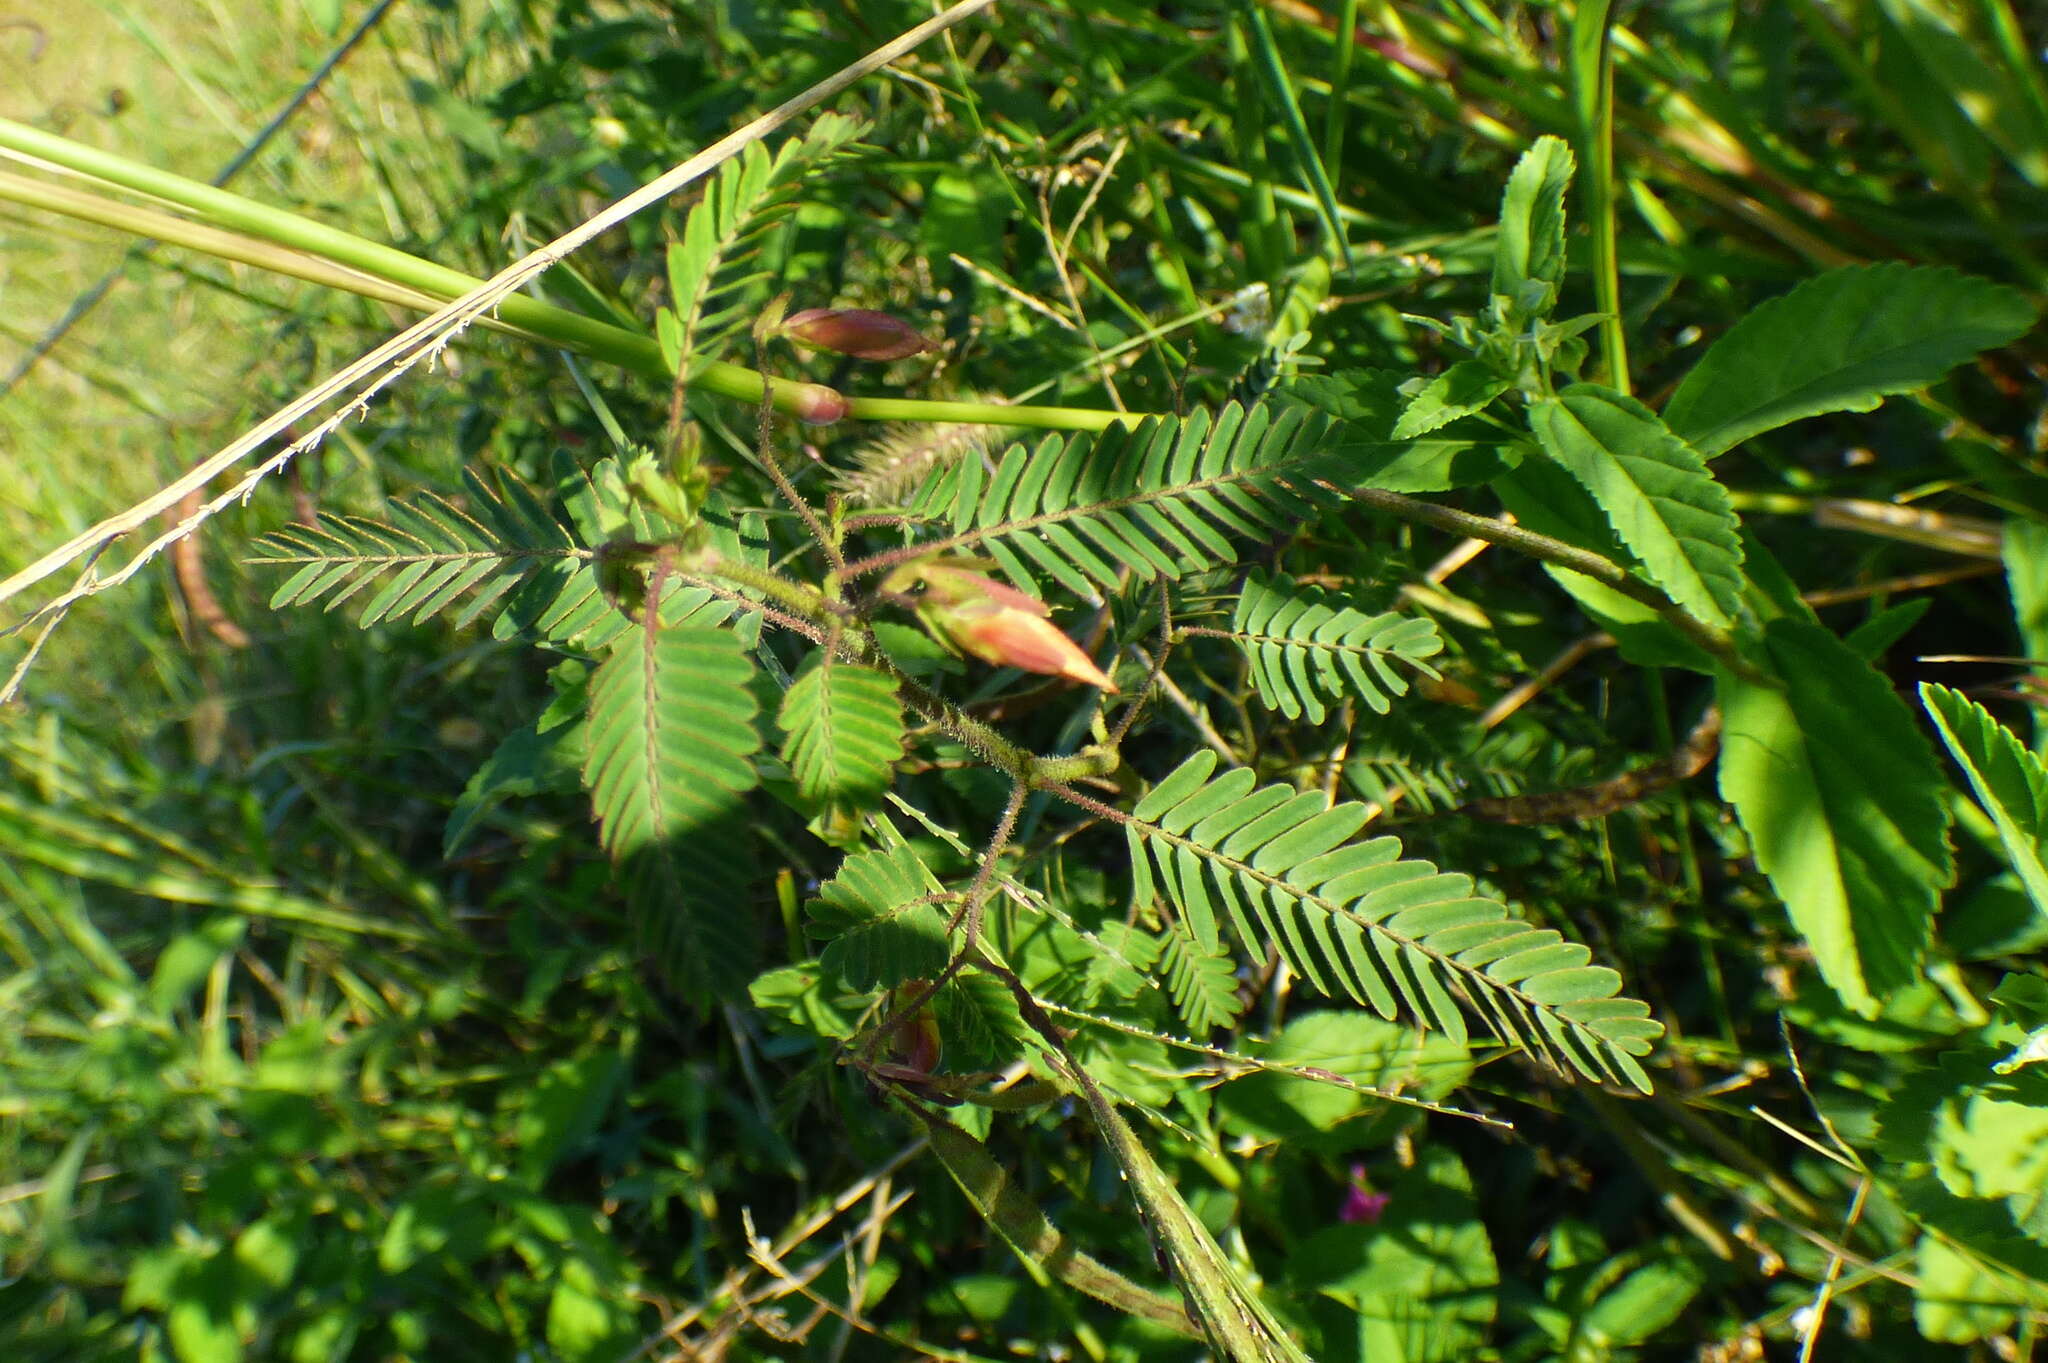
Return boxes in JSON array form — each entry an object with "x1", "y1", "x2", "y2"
[
  {"x1": 912, "y1": 1105, "x2": 1203, "y2": 1339},
  {"x1": 1348, "y1": 488, "x2": 1758, "y2": 678},
  {"x1": 0, "y1": 116, "x2": 1134, "y2": 433},
  {"x1": 1570, "y1": 0, "x2": 1628, "y2": 392}
]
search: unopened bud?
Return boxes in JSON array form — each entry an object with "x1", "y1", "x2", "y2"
[
  {"x1": 882, "y1": 558, "x2": 1118, "y2": 692},
  {"x1": 783, "y1": 307, "x2": 931, "y2": 362},
  {"x1": 788, "y1": 381, "x2": 850, "y2": 426}
]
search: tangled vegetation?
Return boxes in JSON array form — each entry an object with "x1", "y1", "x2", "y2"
[{"x1": 4, "y1": 3, "x2": 2047, "y2": 1360}]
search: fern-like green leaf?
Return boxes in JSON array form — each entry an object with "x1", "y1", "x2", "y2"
[
  {"x1": 1923, "y1": 682, "x2": 2048, "y2": 917},
  {"x1": 807, "y1": 841, "x2": 950, "y2": 990},
  {"x1": 1159, "y1": 924, "x2": 1245, "y2": 1034},
  {"x1": 896, "y1": 402, "x2": 1351, "y2": 599},
  {"x1": 1125, "y1": 752, "x2": 1661, "y2": 1089},
  {"x1": 936, "y1": 969, "x2": 1029, "y2": 1071},
  {"x1": 586, "y1": 625, "x2": 761, "y2": 858},
  {"x1": 1226, "y1": 570, "x2": 1444, "y2": 724},
  {"x1": 661, "y1": 114, "x2": 864, "y2": 374},
  {"x1": 1530, "y1": 384, "x2": 1746, "y2": 629},
  {"x1": 778, "y1": 657, "x2": 905, "y2": 814},
  {"x1": 254, "y1": 467, "x2": 579, "y2": 630},
  {"x1": 584, "y1": 625, "x2": 763, "y2": 997}
]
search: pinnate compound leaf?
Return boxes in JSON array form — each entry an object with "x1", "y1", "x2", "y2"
[
  {"x1": 1125, "y1": 751, "x2": 1660, "y2": 1089},
  {"x1": 254, "y1": 466, "x2": 581, "y2": 630},
  {"x1": 807, "y1": 841, "x2": 948, "y2": 990},
  {"x1": 1922, "y1": 682, "x2": 2048, "y2": 917},
  {"x1": 1663, "y1": 264, "x2": 2039, "y2": 457},
  {"x1": 1227, "y1": 570, "x2": 1443, "y2": 724},
  {"x1": 662, "y1": 114, "x2": 864, "y2": 373},
  {"x1": 1530, "y1": 384, "x2": 1746, "y2": 628},
  {"x1": 1158, "y1": 923, "x2": 1244, "y2": 1034},
  {"x1": 584, "y1": 625, "x2": 762, "y2": 997},
  {"x1": 1717, "y1": 620, "x2": 1954, "y2": 1013},
  {"x1": 900, "y1": 402, "x2": 1351, "y2": 599},
  {"x1": 777, "y1": 658, "x2": 904, "y2": 814}
]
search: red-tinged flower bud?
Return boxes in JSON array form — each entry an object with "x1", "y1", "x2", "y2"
[
  {"x1": 882, "y1": 558, "x2": 1119, "y2": 692},
  {"x1": 888, "y1": 984, "x2": 944, "y2": 1077},
  {"x1": 788, "y1": 381, "x2": 850, "y2": 426},
  {"x1": 960, "y1": 608, "x2": 1120, "y2": 693},
  {"x1": 783, "y1": 307, "x2": 932, "y2": 362}
]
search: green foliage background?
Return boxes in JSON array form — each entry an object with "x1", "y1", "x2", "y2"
[{"x1": 5, "y1": 2, "x2": 2048, "y2": 1361}]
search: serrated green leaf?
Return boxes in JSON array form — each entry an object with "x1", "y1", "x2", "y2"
[
  {"x1": 1392, "y1": 359, "x2": 1512, "y2": 439},
  {"x1": 1663, "y1": 264, "x2": 2038, "y2": 457},
  {"x1": 1923, "y1": 682, "x2": 2048, "y2": 916},
  {"x1": 1491, "y1": 135, "x2": 1575, "y2": 324},
  {"x1": 1531, "y1": 384, "x2": 1745, "y2": 628},
  {"x1": 1717, "y1": 620, "x2": 1954, "y2": 1013}
]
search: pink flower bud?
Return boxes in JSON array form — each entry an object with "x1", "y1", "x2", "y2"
[
  {"x1": 1339, "y1": 1165, "x2": 1390, "y2": 1224},
  {"x1": 783, "y1": 307, "x2": 932, "y2": 362},
  {"x1": 882, "y1": 558, "x2": 1118, "y2": 692},
  {"x1": 788, "y1": 381, "x2": 850, "y2": 426},
  {"x1": 955, "y1": 608, "x2": 1119, "y2": 692}
]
